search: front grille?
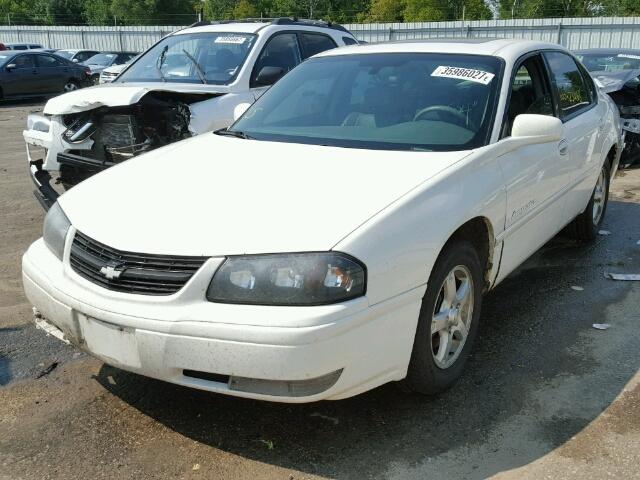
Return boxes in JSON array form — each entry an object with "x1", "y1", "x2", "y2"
[{"x1": 70, "y1": 231, "x2": 208, "y2": 296}]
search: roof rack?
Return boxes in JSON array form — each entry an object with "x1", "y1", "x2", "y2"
[{"x1": 188, "y1": 17, "x2": 349, "y2": 34}]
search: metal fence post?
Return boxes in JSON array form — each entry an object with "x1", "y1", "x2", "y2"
[
  {"x1": 119, "y1": 29, "x2": 124, "y2": 51},
  {"x1": 388, "y1": 27, "x2": 394, "y2": 41},
  {"x1": 556, "y1": 21, "x2": 563, "y2": 45},
  {"x1": 80, "y1": 29, "x2": 86, "y2": 48}
]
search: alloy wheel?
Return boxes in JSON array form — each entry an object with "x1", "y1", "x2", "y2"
[
  {"x1": 431, "y1": 265, "x2": 475, "y2": 369},
  {"x1": 592, "y1": 167, "x2": 606, "y2": 225}
]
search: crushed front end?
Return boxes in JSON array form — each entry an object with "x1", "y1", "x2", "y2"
[{"x1": 24, "y1": 90, "x2": 220, "y2": 209}]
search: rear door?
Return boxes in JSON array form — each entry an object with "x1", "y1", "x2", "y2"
[
  {"x1": 3, "y1": 54, "x2": 39, "y2": 96},
  {"x1": 542, "y1": 51, "x2": 605, "y2": 221},
  {"x1": 298, "y1": 32, "x2": 338, "y2": 59},
  {"x1": 35, "y1": 54, "x2": 69, "y2": 93}
]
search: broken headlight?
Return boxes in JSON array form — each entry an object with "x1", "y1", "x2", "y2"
[
  {"x1": 207, "y1": 253, "x2": 366, "y2": 306},
  {"x1": 43, "y1": 202, "x2": 71, "y2": 261}
]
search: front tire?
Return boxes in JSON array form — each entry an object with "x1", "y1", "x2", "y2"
[
  {"x1": 570, "y1": 162, "x2": 610, "y2": 242},
  {"x1": 404, "y1": 241, "x2": 483, "y2": 395}
]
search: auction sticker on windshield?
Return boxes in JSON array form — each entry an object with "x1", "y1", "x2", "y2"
[
  {"x1": 215, "y1": 36, "x2": 247, "y2": 44},
  {"x1": 431, "y1": 66, "x2": 495, "y2": 85}
]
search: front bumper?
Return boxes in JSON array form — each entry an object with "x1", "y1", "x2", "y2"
[{"x1": 22, "y1": 237, "x2": 422, "y2": 402}]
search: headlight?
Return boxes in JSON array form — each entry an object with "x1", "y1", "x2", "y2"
[
  {"x1": 207, "y1": 253, "x2": 366, "y2": 306},
  {"x1": 43, "y1": 202, "x2": 71, "y2": 260}
]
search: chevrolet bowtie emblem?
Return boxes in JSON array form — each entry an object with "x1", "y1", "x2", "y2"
[{"x1": 99, "y1": 264, "x2": 124, "y2": 280}]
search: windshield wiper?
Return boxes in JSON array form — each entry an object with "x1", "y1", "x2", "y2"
[
  {"x1": 214, "y1": 128, "x2": 253, "y2": 140},
  {"x1": 182, "y1": 49, "x2": 206, "y2": 84}
]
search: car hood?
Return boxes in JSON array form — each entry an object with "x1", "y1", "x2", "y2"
[
  {"x1": 58, "y1": 135, "x2": 471, "y2": 256},
  {"x1": 43, "y1": 82, "x2": 231, "y2": 115},
  {"x1": 592, "y1": 69, "x2": 640, "y2": 93}
]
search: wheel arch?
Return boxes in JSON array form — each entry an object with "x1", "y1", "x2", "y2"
[{"x1": 441, "y1": 216, "x2": 496, "y2": 292}]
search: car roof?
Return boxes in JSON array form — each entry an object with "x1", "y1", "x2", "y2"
[
  {"x1": 574, "y1": 48, "x2": 640, "y2": 55},
  {"x1": 316, "y1": 38, "x2": 565, "y2": 61},
  {"x1": 176, "y1": 18, "x2": 352, "y2": 37},
  {"x1": 177, "y1": 22, "x2": 270, "y2": 36}
]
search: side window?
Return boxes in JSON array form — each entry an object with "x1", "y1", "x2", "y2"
[
  {"x1": 75, "y1": 51, "x2": 94, "y2": 63},
  {"x1": 13, "y1": 45, "x2": 28, "y2": 50},
  {"x1": 504, "y1": 55, "x2": 554, "y2": 137},
  {"x1": 251, "y1": 33, "x2": 301, "y2": 87},
  {"x1": 13, "y1": 55, "x2": 35, "y2": 68},
  {"x1": 37, "y1": 55, "x2": 63, "y2": 67},
  {"x1": 342, "y1": 36, "x2": 358, "y2": 46},
  {"x1": 544, "y1": 51, "x2": 593, "y2": 119},
  {"x1": 299, "y1": 33, "x2": 337, "y2": 60}
]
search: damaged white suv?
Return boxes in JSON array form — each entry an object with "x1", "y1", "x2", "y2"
[{"x1": 24, "y1": 18, "x2": 357, "y2": 209}]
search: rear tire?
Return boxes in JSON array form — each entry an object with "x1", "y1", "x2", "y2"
[
  {"x1": 403, "y1": 241, "x2": 483, "y2": 395},
  {"x1": 570, "y1": 162, "x2": 610, "y2": 242},
  {"x1": 63, "y1": 80, "x2": 80, "y2": 92}
]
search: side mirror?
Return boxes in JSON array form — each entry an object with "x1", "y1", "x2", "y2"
[
  {"x1": 254, "y1": 66, "x2": 285, "y2": 87},
  {"x1": 5, "y1": 63, "x2": 16, "y2": 71},
  {"x1": 233, "y1": 103, "x2": 252, "y2": 121},
  {"x1": 512, "y1": 114, "x2": 563, "y2": 142},
  {"x1": 72, "y1": 58, "x2": 79, "y2": 63}
]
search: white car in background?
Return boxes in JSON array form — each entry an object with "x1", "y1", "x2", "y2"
[
  {"x1": 22, "y1": 18, "x2": 358, "y2": 209},
  {"x1": 23, "y1": 39, "x2": 621, "y2": 403},
  {"x1": 99, "y1": 62, "x2": 128, "y2": 84}
]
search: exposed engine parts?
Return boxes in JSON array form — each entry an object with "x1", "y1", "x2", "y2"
[{"x1": 58, "y1": 92, "x2": 205, "y2": 188}]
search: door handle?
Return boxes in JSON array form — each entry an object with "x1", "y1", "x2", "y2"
[{"x1": 558, "y1": 139, "x2": 569, "y2": 156}]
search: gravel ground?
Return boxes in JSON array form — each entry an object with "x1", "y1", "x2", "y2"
[{"x1": 1, "y1": 99, "x2": 640, "y2": 480}]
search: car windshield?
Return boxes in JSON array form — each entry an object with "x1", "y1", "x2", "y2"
[
  {"x1": 577, "y1": 52, "x2": 640, "y2": 72},
  {"x1": 56, "y1": 50, "x2": 75, "y2": 60},
  {"x1": 117, "y1": 32, "x2": 257, "y2": 85},
  {"x1": 231, "y1": 53, "x2": 502, "y2": 152},
  {"x1": 85, "y1": 53, "x2": 116, "y2": 66}
]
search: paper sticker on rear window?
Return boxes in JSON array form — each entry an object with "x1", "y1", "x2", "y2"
[
  {"x1": 215, "y1": 36, "x2": 247, "y2": 44},
  {"x1": 431, "y1": 66, "x2": 495, "y2": 85},
  {"x1": 618, "y1": 53, "x2": 640, "y2": 60}
]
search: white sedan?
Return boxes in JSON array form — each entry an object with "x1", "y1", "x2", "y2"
[{"x1": 23, "y1": 39, "x2": 621, "y2": 402}]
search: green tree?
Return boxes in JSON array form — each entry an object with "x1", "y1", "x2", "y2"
[
  {"x1": 233, "y1": 0, "x2": 259, "y2": 17},
  {"x1": 364, "y1": 0, "x2": 406, "y2": 21},
  {"x1": 84, "y1": 0, "x2": 113, "y2": 25}
]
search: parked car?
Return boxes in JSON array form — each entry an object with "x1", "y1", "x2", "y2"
[
  {"x1": 99, "y1": 56, "x2": 139, "y2": 84},
  {"x1": 55, "y1": 49, "x2": 100, "y2": 65},
  {"x1": 82, "y1": 51, "x2": 139, "y2": 84},
  {"x1": 0, "y1": 51, "x2": 90, "y2": 101},
  {"x1": 23, "y1": 18, "x2": 358, "y2": 208},
  {"x1": 23, "y1": 39, "x2": 621, "y2": 403},
  {"x1": 4, "y1": 43, "x2": 44, "y2": 50},
  {"x1": 575, "y1": 48, "x2": 640, "y2": 168}
]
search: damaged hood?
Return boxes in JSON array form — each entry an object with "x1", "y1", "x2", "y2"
[
  {"x1": 43, "y1": 82, "x2": 231, "y2": 115},
  {"x1": 58, "y1": 135, "x2": 470, "y2": 256},
  {"x1": 592, "y1": 69, "x2": 640, "y2": 94}
]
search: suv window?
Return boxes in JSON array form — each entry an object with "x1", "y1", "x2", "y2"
[
  {"x1": 299, "y1": 33, "x2": 337, "y2": 59},
  {"x1": 12, "y1": 45, "x2": 28, "y2": 50},
  {"x1": 343, "y1": 36, "x2": 358, "y2": 46},
  {"x1": 544, "y1": 51, "x2": 593, "y2": 119},
  {"x1": 504, "y1": 55, "x2": 554, "y2": 136},
  {"x1": 13, "y1": 55, "x2": 34, "y2": 68},
  {"x1": 251, "y1": 33, "x2": 301, "y2": 87},
  {"x1": 37, "y1": 54, "x2": 64, "y2": 67}
]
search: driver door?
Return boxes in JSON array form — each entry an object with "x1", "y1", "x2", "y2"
[
  {"x1": 250, "y1": 33, "x2": 302, "y2": 99},
  {"x1": 495, "y1": 53, "x2": 567, "y2": 283}
]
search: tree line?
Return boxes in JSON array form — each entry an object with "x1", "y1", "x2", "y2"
[{"x1": 0, "y1": 0, "x2": 639, "y2": 26}]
